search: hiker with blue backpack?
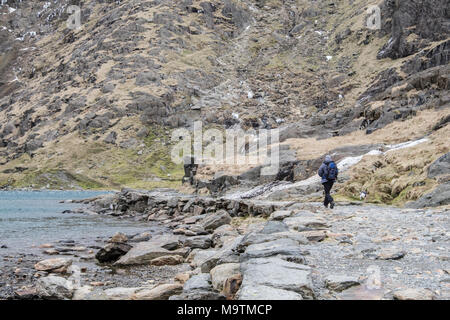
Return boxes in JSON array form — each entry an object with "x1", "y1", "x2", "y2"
[{"x1": 318, "y1": 155, "x2": 338, "y2": 209}]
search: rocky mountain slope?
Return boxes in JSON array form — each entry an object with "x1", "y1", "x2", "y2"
[{"x1": 0, "y1": 0, "x2": 449, "y2": 206}]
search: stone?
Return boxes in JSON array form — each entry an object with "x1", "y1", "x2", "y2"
[
  {"x1": 428, "y1": 152, "x2": 450, "y2": 178},
  {"x1": 240, "y1": 257, "x2": 314, "y2": 299},
  {"x1": 132, "y1": 284, "x2": 183, "y2": 300},
  {"x1": 210, "y1": 263, "x2": 241, "y2": 291},
  {"x1": 103, "y1": 287, "x2": 142, "y2": 300},
  {"x1": 184, "y1": 236, "x2": 212, "y2": 249},
  {"x1": 34, "y1": 258, "x2": 72, "y2": 273},
  {"x1": 269, "y1": 210, "x2": 292, "y2": 221},
  {"x1": 241, "y1": 238, "x2": 307, "y2": 261},
  {"x1": 237, "y1": 284, "x2": 303, "y2": 300},
  {"x1": 72, "y1": 286, "x2": 94, "y2": 300},
  {"x1": 36, "y1": 275, "x2": 74, "y2": 299},
  {"x1": 201, "y1": 210, "x2": 232, "y2": 231},
  {"x1": 298, "y1": 230, "x2": 327, "y2": 242},
  {"x1": 174, "y1": 272, "x2": 191, "y2": 284},
  {"x1": 109, "y1": 232, "x2": 128, "y2": 243},
  {"x1": 169, "y1": 291, "x2": 226, "y2": 300},
  {"x1": 259, "y1": 221, "x2": 289, "y2": 234},
  {"x1": 223, "y1": 274, "x2": 243, "y2": 299},
  {"x1": 95, "y1": 243, "x2": 132, "y2": 263},
  {"x1": 393, "y1": 288, "x2": 436, "y2": 300},
  {"x1": 338, "y1": 285, "x2": 385, "y2": 300},
  {"x1": 407, "y1": 182, "x2": 450, "y2": 208},
  {"x1": 377, "y1": 249, "x2": 406, "y2": 260},
  {"x1": 283, "y1": 216, "x2": 329, "y2": 231},
  {"x1": 150, "y1": 255, "x2": 184, "y2": 266},
  {"x1": 129, "y1": 232, "x2": 151, "y2": 242},
  {"x1": 183, "y1": 273, "x2": 212, "y2": 292},
  {"x1": 114, "y1": 235, "x2": 183, "y2": 265},
  {"x1": 199, "y1": 237, "x2": 243, "y2": 272},
  {"x1": 237, "y1": 231, "x2": 308, "y2": 252},
  {"x1": 325, "y1": 275, "x2": 360, "y2": 292}
]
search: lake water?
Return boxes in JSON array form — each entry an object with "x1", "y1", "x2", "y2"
[{"x1": 0, "y1": 190, "x2": 154, "y2": 256}]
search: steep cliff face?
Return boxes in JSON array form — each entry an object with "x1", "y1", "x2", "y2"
[{"x1": 0, "y1": 0, "x2": 448, "y2": 201}]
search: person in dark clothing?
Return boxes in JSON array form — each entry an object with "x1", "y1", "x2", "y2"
[{"x1": 318, "y1": 155, "x2": 338, "y2": 209}]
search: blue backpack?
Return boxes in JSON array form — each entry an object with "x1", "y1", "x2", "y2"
[{"x1": 326, "y1": 162, "x2": 338, "y2": 180}]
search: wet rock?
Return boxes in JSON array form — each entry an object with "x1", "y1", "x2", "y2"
[
  {"x1": 95, "y1": 243, "x2": 132, "y2": 263},
  {"x1": 34, "y1": 258, "x2": 72, "y2": 273},
  {"x1": 132, "y1": 284, "x2": 183, "y2": 300},
  {"x1": 36, "y1": 275, "x2": 74, "y2": 300},
  {"x1": 210, "y1": 263, "x2": 241, "y2": 291},
  {"x1": 201, "y1": 210, "x2": 231, "y2": 231},
  {"x1": 393, "y1": 288, "x2": 436, "y2": 300},
  {"x1": 325, "y1": 275, "x2": 360, "y2": 292}
]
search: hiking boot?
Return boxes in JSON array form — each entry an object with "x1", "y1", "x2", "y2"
[
  {"x1": 330, "y1": 202, "x2": 335, "y2": 209},
  {"x1": 324, "y1": 203, "x2": 328, "y2": 208}
]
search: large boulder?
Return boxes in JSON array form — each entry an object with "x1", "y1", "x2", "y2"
[
  {"x1": 406, "y1": 182, "x2": 450, "y2": 208},
  {"x1": 239, "y1": 257, "x2": 314, "y2": 299},
  {"x1": 237, "y1": 231, "x2": 308, "y2": 252},
  {"x1": 184, "y1": 235, "x2": 212, "y2": 249},
  {"x1": 428, "y1": 153, "x2": 450, "y2": 178},
  {"x1": 114, "y1": 235, "x2": 184, "y2": 266},
  {"x1": 36, "y1": 275, "x2": 74, "y2": 300},
  {"x1": 240, "y1": 238, "x2": 307, "y2": 261},
  {"x1": 95, "y1": 243, "x2": 132, "y2": 263},
  {"x1": 201, "y1": 210, "x2": 232, "y2": 231}
]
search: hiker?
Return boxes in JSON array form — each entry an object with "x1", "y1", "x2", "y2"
[{"x1": 318, "y1": 155, "x2": 338, "y2": 209}]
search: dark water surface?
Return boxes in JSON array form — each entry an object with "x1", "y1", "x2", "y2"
[{"x1": 0, "y1": 190, "x2": 152, "y2": 256}]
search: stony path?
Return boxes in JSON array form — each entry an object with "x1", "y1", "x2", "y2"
[
  {"x1": 19, "y1": 189, "x2": 450, "y2": 300},
  {"x1": 287, "y1": 203, "x2": 450, "y2": 299}
]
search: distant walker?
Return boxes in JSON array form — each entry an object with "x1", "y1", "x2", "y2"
[{"x1": 318, "y1": 155, "x2": 338, "y2": 209}]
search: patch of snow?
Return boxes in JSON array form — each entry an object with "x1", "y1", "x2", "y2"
[{"x1": 326, "y1": 56, "x2": 333, "y2": 61}]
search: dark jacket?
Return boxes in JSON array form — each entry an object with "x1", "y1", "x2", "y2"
[{"x1": 318, "y1": 160, "x2": 338, "y2": 184}]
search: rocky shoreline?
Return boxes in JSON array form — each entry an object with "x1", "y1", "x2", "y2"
[{"x1": 4, "y1": 188, "x2": 448, "y2": 300}]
